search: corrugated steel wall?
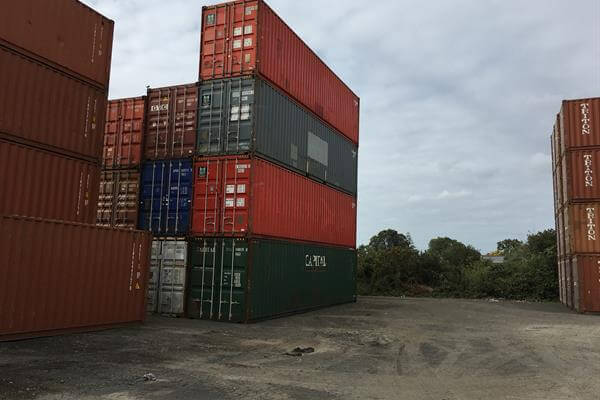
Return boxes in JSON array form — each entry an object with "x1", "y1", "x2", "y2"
[
  {"x1": 97, "y1": 169, "x2": 140, "y2": 229},
  {"x1": 0, "y1": 139, "x2": 99, "y2": 224},
  {"x1": 196, "y1": 76, "x2": 358, "y2": 195},
  {"x1": 0, "y1": 0, "x2": 114, "y2": 88},
  {"x1": 147, "y1": 239, "x2": 188, "y2": 316},
  {"x1": 0, "y1": 45, "x2": 107, "y2": 162},
  {"x1": 0, "y1": 215, "x2": 151, "y2": 341},
  {"x1": 560, "y1": 98, "x2": 600, "y2": 151}
]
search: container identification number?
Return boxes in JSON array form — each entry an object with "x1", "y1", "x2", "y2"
[
  {"x1": 584, "y1": 154, "x2": 593, "y2": 187},
  {"x1": 581, "y1": 103, "x2": 591, "y2": 136},
  {"x1": 586, "y1": 207, "x2": 596, "y2": 241}
]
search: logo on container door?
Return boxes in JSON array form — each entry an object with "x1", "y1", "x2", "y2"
[
  {"x1": 586, "y1": 207, "x2": 597, "y2": 241},
  {"x1": 150, "y1": 104, "x2": 169, "y2": 112},
  {"x1": 584, "y1": 154, "x2": 594, "y2": 187},
  {"x1": 580, "y1": 103, "x2": 591, "y2": 135}
]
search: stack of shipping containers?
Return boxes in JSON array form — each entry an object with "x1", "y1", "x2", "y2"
[
  {"x1": 1, "y1": 0, "x2": 151, "y2": 341},
  {"x1": 552, "y1": 97, "x2": 600, "y2": 313},
  {"x1": 188, "y1": 0, "x2": 359, "y2": 322}
]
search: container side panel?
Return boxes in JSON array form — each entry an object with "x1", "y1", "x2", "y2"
[
  {"x1": 561, "y1": 98, "x2": 600, "y2": 151},
  {"x1": 0, "y1": 216, "x2": 150, "y2": 340},
  {"x1": 0, "y1": 139, "x2": 99, "y2": 223},
  {"x1": 191, "y1": 158, "x2": 222, "y2": 234},
  {"x1": 0, "y1": 0, "x2": 114, "y2": 88},
  {"x1": 248, "y1": 238, "x2": 356, "y2": 321},
  {"x1": 96, "y1": 169, "x2": 140, "y2": 229},
  {"x1": 572, "y1": 255, "x2": 600, "y2": 313},
  {"x1": 564, "y1": 148, "x2": 600, "y2": 202},
  {"x1": 0, "y1": 46, "x2": 106, "y2": 161},
  {"x1": 565, "y1": 203, "x2": 600, "y2": 254},
  {"x1": 145, "y1": 84, "x2": 198, "y2": 160}
]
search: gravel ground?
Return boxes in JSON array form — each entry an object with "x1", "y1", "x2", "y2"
[{"x1": 1, "y1": 296, "x2": 599, "y2": 400}]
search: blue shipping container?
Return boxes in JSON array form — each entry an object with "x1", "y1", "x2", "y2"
[{"x1": 139, "y1": 159, "x2": 193, "y2": 235}]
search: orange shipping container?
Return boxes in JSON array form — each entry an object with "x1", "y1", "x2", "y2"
[
  {"x1": 562, "y1": 148, "x2": 600, "y2": 203},
  {"x1": 0, "y1": 215, "x2": 150, "y2": 341},
  {"x1": 103, "y1": 97, "x2": 146, "y2": 168},
  {"x1": 0, "y1": 139, "x2": 99, "y2": 224},
  {"x1": 191, "y1": 155, "x2": 357, "y2": 248},
  {"x1": 564, "y1": 203, "x2": 600, "y2": 254},
  {"x1": 199, "y1": 0, "x2": 359, "y2": 145},
  {"x1": 97, "y1": 169, "x2": 140, "y2": 229},
  {"x1": 560, "y1": 98, "x2": 600, "y2": 153},
  {"x1": 0, "y1": 0, "x2": 114, "y2": 89},
  {"x1": 571, "y1": 255, "x2": 600, "y2": 313}
]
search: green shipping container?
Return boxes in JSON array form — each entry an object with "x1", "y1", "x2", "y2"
[{"x1": 186, "y1": 237, "x2": 357, "y2": 322}]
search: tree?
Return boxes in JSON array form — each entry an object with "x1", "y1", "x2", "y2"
[
  {"x1": 497, "y1": 239, "x2": 523, "y2": 255},
  {"x1": 367, "y1": 229, "x2": 413, "y2": 251}
]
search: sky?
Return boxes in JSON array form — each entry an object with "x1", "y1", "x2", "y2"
[{"x1": 86, "y1": 0, "x2": 600, "y2": 252}]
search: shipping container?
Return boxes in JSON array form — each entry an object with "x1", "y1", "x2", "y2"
[
  {"x1": 199, "y1": 0, "x2": 359, "y2": 145},
  {"x1": 103, "y1": 97, "x2": 146, "y2": 168},
  {"x1": 197, "y1": 76, "x2": 358, "y2": 195},
  {"x1": 138, "y1": 159, "x2": 193, "y2": 236},
  {"x1": 0, "y1": 45, "x2": 107, "y2": 162},
  {"x1": 0, "y1": 139, "x2": 99, "y2": 224},
  {"x1": 145, "y1": 84, "x2": 198, "y2": 160},
  {"x1": 0, "y1": 0, "x2": 114, "y2": 89},
  {"x1": 97, "y1": 169, "x2": 140, "y2": 229},
  {"x1": 570, "y1": 255, "x2": 600, "y2": 313},
  {"x1": 191, "y1": 156, "x2": 357, "y2": 248},
  {"x1": 560, "y1": 148, "x2": 600, "y2": 203},
  {"x1": 147, "y1": 239, "x2": 188, "y2": 316},
  {"x1": 565, "y1": 257, "x2": 573, "y2": 309},
  {"x1": 563, "y1": 203, "x2": 600, "y2": 254},
  {"x1": 557, "y1": 210, "x2": 564, "y2": 259},
  {"x1": 560, "y1": 98, "x2": 600, "y2": 153},
  {"x1": 0, "y1": 215, "x2": 150, "y2": 341},
  {"x1": 186, "y1": 237, "x2": 356, "y2": 322}
]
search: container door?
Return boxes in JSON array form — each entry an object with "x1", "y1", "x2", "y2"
[
  {"x1": 97, "y1": 171, "x2": 116, "y2": 226},
  {"x1": 145, "y1": 90, "x2": 171, "y2": 160},
  {"x1": 221, "y1": 159, "x2": 250, "y2": 234},
  {"x1": 187, "y1": 238, "x2": 247, "y2": 322},
  {"x1": 192, "y1": 159, "x2": 222, "y2": 234},
  {"x1": 139, "y1": 162, "x2": 166, "y2": 233},
  {"x1": 225, "y1": 78, "x2": 254, "y2": 153},
  {"x1": 572, "y1": 257, "x2": 580, "y2": 312},
  {"x1": 158, "y1": 240, "x2": 188, "y2": 315},
  {"x1": 172, "y1": 86, "x2": 198, "y2": 158},
  {"x1": 147, "y1": 240, "x2": 162, "y2": 313},
  {"x1": 164, "y1": 159, "x2": 193, "y2": 235},
  {"x1": 566, "y1": 258, "x2": 573, "y2": 309},
  {"x1": 558, "y1": 259, "x2": 564, "y2": 305},
  {"x1": 114, "y1": 170, "x2": 141, "y2": 229},
  {"x1": 197, "y1": 80, "x2": 227, "y2": 154}
]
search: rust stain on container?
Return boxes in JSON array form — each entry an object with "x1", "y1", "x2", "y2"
[
  {"x1": 145, "y1": 84, "x2": 198, "y2": 160},
  {"x1": 571, "y1": 255, "x2": 600, "y2": 313},
  {"x1": 199, "y1": 0, "x2": 360, "y2": 145},
  {"x1": 192, "y1": 155, "x2": 357, "y2": 248},
  {"x1": 0, "y1": 215, "x2": 151, "y2": 341},
  {"x1": 0, "y1": 0, "x2": 114, "y2": 89},
  {"x1": 97, "y1": 169, "x2": 140, "y2": 229},
  {"x1": 0, "y1": 45, "x2": 107, "y2": 162},
  {"x1": 560, "y1": 98, "x2": 600, "y2": 152},
  {"x1": 0, "y1": 139, "x2": 99, "y2": 224},
  {"x1": 103, "y1": 97, "x2": 146, "y2": 168}
]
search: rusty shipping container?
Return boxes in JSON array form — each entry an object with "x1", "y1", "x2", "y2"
[
  {"x1": 561, "y1": 148, "x2": 600, "y2": 203},
  {"x1": 199, "y1": 0, "x2": 360, "y2": 145},
  {"x1": 145, "y1": 84, "x2": 198, "y2": 160},
  {"x1": 558, "y1": 259, "x2": 565, "y2": 305},
  {"x1": 97, "y1": 169, "x2": 140, "y2": 229},
  {"x1": 191, "y1": 156, "x2": 357, "y2": 248},
  {"x1": 0, "y1": 0, "x2": 114, "y2": 89},
  {"x1": 560, "y1": 98, "x2": 600, "y2": 153},
  {"x1": 147, "y1": 238, "x2": 188, "y2": 316},
  {"x1": 0, "y1": 215, "x2": 151, "y2": 341},
  {"x1": 564, "y1": 203, "x2": 600, "y2": 255},
  {"x1": 0, "y1": 139, "x2": 99, "y2": 224},
  {"x1": 570, "y1": 255, "x2": 600, "y2": 313},
  {"x1": 565, "y1": 257, "x2": 573, "y2": 309},
  {"x1": 103, "y1": 97, "x2": 146, "y2": 168},
  {"x1": 0, "y1": 45, "x2": 107, "y2": 161}
]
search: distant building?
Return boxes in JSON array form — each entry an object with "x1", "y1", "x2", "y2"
[{"x1": 482, "y1": 255, "x2": 505, "y2": 264}]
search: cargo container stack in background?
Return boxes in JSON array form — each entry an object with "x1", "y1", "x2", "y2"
[
  {"x1": 0, "y1": 0, "x2": 151, "y2": 341},
  {"x1": 186, "y1": 0, "x2": 359, "y2": 322},
  {"x1": 551, "y1": 97, "x2": 600, "y2": 313}
]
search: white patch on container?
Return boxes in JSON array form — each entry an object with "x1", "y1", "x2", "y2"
[
  {"x1": 233, "y1": 39, "x2": 242, "y2": 49},
  {"x1": 226, "y1": 184, "x2": 235, "y2": 194},
  {"x1": 237, "y1": 184, "x2": 246, "y2": 193},
  {"x1": 244, "y1": 54, "x2": 251, "y2": 63},
  {"x1": 236, "y1": 198, "x2": 245, "y2": 207},
  {"x1": 244, "y1": 25, "x2": 253, "y2": 34},
  {"x1": 225, "y1": 198, "x2": 235, "y2": 207},
  {"x1": 243, "y1": 38, "x2": 252, "y2": 47},
  {"x1": 587, "y1": 207, "x2": 596, "y2": 241},
  {"x1": 584, "y1": 154, "x2": 594, "y2": 187},
  {"x1": 234, "y1": 27, "x2": 243, "y2": 36},
  {"x1": 234, "y1": 272, "x2": 242, "y2": 288},
  {"x1": 245, "y1": 5, "x2": 256, "y2": 15},
  {"x1": 307, "y1": 131, "x2": 328, "y2": 166},
  {"x1": 581, "y1": 103, "x2": 591, "y2": 135}
]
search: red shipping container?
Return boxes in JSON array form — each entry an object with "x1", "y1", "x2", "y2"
[
  {"x1": 199, "y1": 0, "x2": 360, "y2": 145},
  {"x1": 191, "y1": 156, "x2": 357, "y2": 248},
  {"x1": 103, "y1": 97, "x2": 146, "y2": 168},
  {"x1": 0, "y1": 0, "x2": 114, "y2": 88},
  {"x1": 0, "y1": 45, "x2": 107, "y2": 162},
  {"x1": 0, "y1": 215, "x2": 150, "y2": 341},
  {"x1": 0, "y1": 139, "x2": 99, "y2": 224},
  {"x1": 560, "y1": 98, "x2": 600, "y2": 153},
  {"x1": 97, "y1": 169, "x2": 140, "y2": 229},
  {"x1": 564, "y1": 203, "x2": 600, "y2": 255},
  {"x1": 145, "y1": 84, "x2": 198, "y2": 160},
  {"x1": 571, "y1": 255, "x2": 600, "y2": 313}
]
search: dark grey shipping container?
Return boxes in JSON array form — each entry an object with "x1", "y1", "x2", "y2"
[{"x1": 197, "y1": 76, "x2": 358, "y2": 196}]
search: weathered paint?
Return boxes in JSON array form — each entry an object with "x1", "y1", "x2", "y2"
[
  {"x1": 147, "y1": 239, "x2": 188, "y2": 316},
  {"x1": 96, "y1": 169, "x2": 140, "y2": 229},
  {"x1": 103, "y1": 97, "x2": 146, "y2": 168},
  {"x1": 186, "y1": 237, "x2": 356, "y2": 322}
]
